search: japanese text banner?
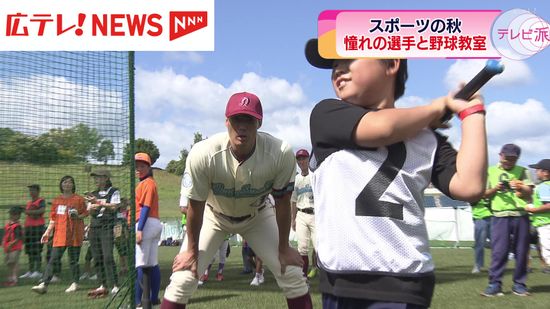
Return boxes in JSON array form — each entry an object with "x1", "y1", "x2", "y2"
[{"x1": 319, "y1": 10, "x2": 501, "y2": 59}]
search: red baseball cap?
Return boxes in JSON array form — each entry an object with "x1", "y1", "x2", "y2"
[
  {"x1": 296, "y1": 149, "x2": 310, "y2": 158},
  {"x1": 225, "y1": 92, "x2": 263, "y2": 120}
]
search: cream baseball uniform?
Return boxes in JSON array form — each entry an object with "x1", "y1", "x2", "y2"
[
  {"x1": 163, "y1": 132, "x2": 308, "y2": 304},
  {"x1": 291, "y1": 172, "x2": 316, "y2": 256}
]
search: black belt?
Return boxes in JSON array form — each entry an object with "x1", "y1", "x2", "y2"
[
  {"x1": 210, "y1": 205, "x2": 266, "y2": 223},
  {"x1": 298, "y1": 207, "x2": 314, "y2": 215}
]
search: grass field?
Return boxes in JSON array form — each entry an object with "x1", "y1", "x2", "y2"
[
  {"x1": 150, "y1": 168, "x2": 183, "y2": 219},
  {"x1": 3, "y1": 164, "x2": 550, "y2": 308},
  {"x1": 2, "y1": 246, "x2": 550, "y2": 308},
  {"x1": 0, "y1": 163, "x2": 183, "y2": 220}
]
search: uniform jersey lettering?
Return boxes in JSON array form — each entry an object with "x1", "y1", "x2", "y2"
[
  {"x1": 211, "y1": 181, "x2": 274, "y2": 198},
  {"x1": 183, "y1": 132, "x2": 296, "y2": 217},
  {"x1": 297, "y1": 184, "x2": 313, "y2": 196}
]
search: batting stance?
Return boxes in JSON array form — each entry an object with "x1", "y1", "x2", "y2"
[
  {"x1": 291, "y1": 149, "x2": 316, "y2": 278},
  {"x1": 305, "y1": 38, "x2": 488, "y2": 308},
  {"x1": 160, "y1": 92, "x2": 312, "y2": 309}
]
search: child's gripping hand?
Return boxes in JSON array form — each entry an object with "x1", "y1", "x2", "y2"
[
  {"x1": 429, "y1": 96, "x2": 451, "y2": 129},
  {"x1": 447, "y1": 95, "x2": 485, "y2": 117},
  {"x1": 447, "y1": 82, "x2": 485, "y2": 119}
]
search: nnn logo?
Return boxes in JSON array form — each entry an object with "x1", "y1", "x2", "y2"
[{"x1": 169, "y1": 11, "x2": 207, "y2": 41}]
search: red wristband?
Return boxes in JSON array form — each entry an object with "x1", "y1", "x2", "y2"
[{"x1": 458, "y1": 104, "x2": 485, "y2": 121}]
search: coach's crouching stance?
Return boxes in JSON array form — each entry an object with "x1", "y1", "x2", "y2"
[{"x1": 160, "y1": 92, "x2": 312, "y2": 309}]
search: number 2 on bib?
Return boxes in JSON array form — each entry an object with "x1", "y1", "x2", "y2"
[{"x1": 355, "y1": 142, "x2": 406, "y2": 220}]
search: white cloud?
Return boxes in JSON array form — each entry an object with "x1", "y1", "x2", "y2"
[
  {"x1": 135, "y1": 67, "x2": 226, "y2": 112},
  {"x1": 263, "y1": 107, "x2": 313, "y2": 151},
  {"x1": 444, "y1": 59, "x2": 533, "y2": 90},
  {"x1": 395, "y1": 95, "x2": 428, "y2": 108},
  {"x1": 135, "y1": 68, "x2": 312, "y2": 168},
  {"x1": 227, "y1": 73, "x2": 307, "y2": 111},
  {"x1": 0, "y1": 74, "x2": 129, "y2": 163},
  {"x1": 440, "y1": 98, "x2": 550, "y2": 167},
  {"x1": 136, "y1": 120, "x2": 191, "y2": 166},
  {"x1": 486, "y1": 98, "x2": 550, "y2": 165},
  {"x1": 486, "y1": 99, "x2": 550, "y2": 137},
  {"x1": 136, "y1": 68, "x2": 549, "y2": 170}
]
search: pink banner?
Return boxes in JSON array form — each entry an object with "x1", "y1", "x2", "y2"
[{"x1": 319, "y1": 10, "x2": 502, "y2": 59}]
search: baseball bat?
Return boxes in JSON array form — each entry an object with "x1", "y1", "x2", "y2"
[{"x1": 441, "y1": 60, "x2": 505, "y2": 122}]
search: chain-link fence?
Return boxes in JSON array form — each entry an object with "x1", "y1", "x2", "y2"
[{"x1": 0, "y1": 51, "x2": 134, "y2": 308}]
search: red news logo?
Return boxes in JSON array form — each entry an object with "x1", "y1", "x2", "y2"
[
  {"x1": 4, "y1": 11, "x2": 209, "y2": 41},
  {"x1": 169, "y1": 11, "x2": 207, "y2": 41}
]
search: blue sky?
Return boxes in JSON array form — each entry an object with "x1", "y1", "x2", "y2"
[{"x1": 135, "y1": 0, "x2": 550, "y2": 170}]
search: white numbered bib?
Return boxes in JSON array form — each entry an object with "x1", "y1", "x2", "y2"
[{"x1": 57, "y1": 205, "x2": 67, "y2": 215}]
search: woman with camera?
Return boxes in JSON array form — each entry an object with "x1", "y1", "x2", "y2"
[
  {"x1": 31, "y1": 175, "x2": 88, "y2": 294},
  {"x1": 85, "y1": 170, "x2": 121, "y2": 298}
]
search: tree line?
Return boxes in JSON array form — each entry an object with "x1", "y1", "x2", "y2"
[
  {"x1": 122, "y1": 132, "x2": 203, "y2": 175},
  {"x1": 1, "y1": 125, "x2": 203, "y2": 174},
  {"x1": 0, "y1": 124, "x2": 115, "y2": 164},
  {"x1": 165, "y1": 132, "x2": 204, "y2": 175}
]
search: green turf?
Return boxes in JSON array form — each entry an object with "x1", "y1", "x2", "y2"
[
  {"x1": 3, "y1": 165, "x2": 550, "y2": 308},
  {"x1": 2, "y1": 246, "x2": 550, "y2": 308},
  {"x1": 0, "y1": 163, "x2": 183, "y2": 220},
  {"x1": 0, "y1": 162, "x2": 98, "y2": 205},
  {"x1": 151, "y1": 168, "x2": 183, "y2": 219}
]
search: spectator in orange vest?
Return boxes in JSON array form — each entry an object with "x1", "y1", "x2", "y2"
[
  {"x1": 31, "y1": 175, "x2": 88, "y2": 294},
  {"x1": 3, "y1": 206, "x2": 24, "y2": 287},
  {"x1": 20, "y1": 184, "x2": 46, "y2": 280}
]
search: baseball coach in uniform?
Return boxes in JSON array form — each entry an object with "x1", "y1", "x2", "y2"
[{"x1": 160, "y1": 92, "x2": 312, "y2": 309}]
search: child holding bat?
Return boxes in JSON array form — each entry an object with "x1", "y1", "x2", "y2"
[{"x1": 305, "y1": 38, "x2": 489, "y2": 308}]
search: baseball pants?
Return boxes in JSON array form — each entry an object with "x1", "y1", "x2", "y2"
[
  {"x1": 208, "y1": 239, "x2": 229, "y2": 265},
  {"x1": 135, "y1": 217, "x2": 163, "y2": 267},
  {"x1": 296, "y1": 211, "x2": 316, "y2": 256},
  {"x1": 163, "y1": 206, "x2": 308, "y2": 304}
]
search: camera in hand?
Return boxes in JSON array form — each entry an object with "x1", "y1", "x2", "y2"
[
  {"x1": 498, "y1": 173, "x2": 512, "y2": 192},
  {"x1": 68, "y1": 208, "x2": 78, "y2": 217},
  {"x1": 500, "y1": 180, "x2": 511, "y2": 191}
]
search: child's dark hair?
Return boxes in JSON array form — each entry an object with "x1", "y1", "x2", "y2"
[
  {"x1": 9, "y1": 206, "x2": 23, "y2": 215},
  {"x1": 381, "y1": 59, "x2": 408, "y2": 100},
  {"x1": 59, "y1": 175, "x2": 76, "y2": 193}
]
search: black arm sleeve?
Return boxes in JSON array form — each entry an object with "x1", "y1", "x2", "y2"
[
  {"x1": 430, "y1": 131, "x2": 457, "y2": 198},
  {"x1": 310, "y1": 99, "x2": 371, "y2": 167}
]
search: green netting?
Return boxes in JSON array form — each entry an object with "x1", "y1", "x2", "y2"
[{"x1": 0, "y1": 51, "x2": 134, "y2": 308}]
